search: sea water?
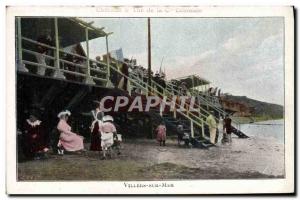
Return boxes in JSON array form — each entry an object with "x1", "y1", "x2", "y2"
[{"x1": 239, "y1": 119, "x2": 284, "y2": 143}]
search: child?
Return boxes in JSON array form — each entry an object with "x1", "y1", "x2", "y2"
[{"x1": 156, "y1": 122, "x2": 167, "y2": 146}]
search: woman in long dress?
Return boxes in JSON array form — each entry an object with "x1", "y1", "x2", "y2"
[
  {"x1": 90, "y1": 108, "x2": 103, "y2": 151},
  {"x1": 23, "y1": 112, "x2": 49, "y2": 159},
  {"x1": 57, "y1": 110, "x2": 84, "y2": 154},
  {"x1": 156, "y1": 122, "x2": 167, "y2": 146}
]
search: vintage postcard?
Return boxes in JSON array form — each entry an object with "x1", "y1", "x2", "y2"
[{"x1": 6, "y1": 6, "x2": 294, "y2": 194}]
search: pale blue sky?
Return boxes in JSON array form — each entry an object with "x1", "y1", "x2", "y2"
[{"x1": 83, "y1": 17, "x2": 284, "y2": 105}]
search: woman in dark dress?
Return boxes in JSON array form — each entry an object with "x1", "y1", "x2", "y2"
[
  {"x1": 222, "y1": 114, "x2": 232, "y2": 143},
  {"x1": 90, "y1": 108, "x2": 104, "y2": 151},
  {"x1": 23, "y1": 113, "x2": 49, "y2": 159}
]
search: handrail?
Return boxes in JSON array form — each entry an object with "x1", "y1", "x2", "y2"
[
  {"x1": 108, "y1": 64, "x2": 211, "y2": 133},
  {"x1": 22, "y1": 36, "x2": 56, "y2": 50},
  {"x1": 22, "y1": 60, "x2": 107, "y2": 83},
  {"x1": 120, "y1": 66, "x2": 214, "y2": 133},
  {"x1": 22, "y1": 36, "x2": 108, "y2": 74},
  {"x1": 130, "y1": 68, "x2": 243, "y2": 133},
  {"x1": 22, "y1": 49, "x2": 55, "y2": 60},
  {"x1": 59, "y1": 59, "x2": 87, "y2": 69},
  {"x1": 20, "y1": 36, "x2": 108, "y2": 83},
  {"x1": 126, "y1": 64, "x2": 213, "y2": 124},
  {"x1": 22, "y1": 36, "x2": 87, "y2": 61},
  {"x1": 59, "y1": 49, "x2": 88, "y2": 60},
  {"x1": 147, "y1": 75, "x2": 212, "y2": 119},
  {"x1": 22, "y1": 60, "x2": 55, "y2": 70},
  {"x1": 190, "y1": 90, "x2": 241, "y2": 126}
]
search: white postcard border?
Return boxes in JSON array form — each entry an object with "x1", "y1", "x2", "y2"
[{"x1": 6, "y1": 6, "x2": 294, "y2": 194}]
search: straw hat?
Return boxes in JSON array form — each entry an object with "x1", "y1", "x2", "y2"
[
  {"x1": 102, "y1": 115, "x2": 114, "y2": 122},
  {"x1": 57, "y1": 110, "x2": 71, "y2": 118}
]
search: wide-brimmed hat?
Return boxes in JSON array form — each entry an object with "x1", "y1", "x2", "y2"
[
  {"x1": 57, "y1": 110, "x2": 71, "y2": 118},
  {"x1": 102, "y1": 115, "x2": 114, "y2": 122}
]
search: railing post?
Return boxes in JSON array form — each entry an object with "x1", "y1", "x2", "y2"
[
  {"x1": 16, "y1": 17, "x2": 28, "y2": 72},
  {"x1": 128, "y1": 79, "x2": 131, "y2": 96},
  {"x1": 53, "y1": 18, "x2": 65, "y2": 79},
  {"x1": 84, "y1": 28, "x2": 95, "y2": 85},
  {"x1": 159, "y1": 104, "x2": 163, "y2": 117},
  {"x1": 191, "y1": 120, "x2": 194, "y2": 138},
  {"x1": 105, "y1": 35, "x2": 113, "y2": 87},
  {"x1": 201, "y1": 119, "x2": 204, "y2": 138},
  {"x1": 173, "y1": 109, "x2": 177, "y2": 119}
]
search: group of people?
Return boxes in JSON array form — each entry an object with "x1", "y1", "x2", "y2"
[
  {"x1": 131, "y1": 64, "x2": 151, "y2": 82},
  {"x1": 34, "y1": 33, "x2": 107, "y2": 82},
  {"x1": 157, "y1": 111, "x2": 233, "y2": 148},
  {"x1": 21, "y1": 108, "x2": 121, "y2": 160},
  {"x1": 20, "y1": 108, "x2": 233, "y2": 162},
  {"x1": 35, "y1": 31, "x2": 54, "y2": 76},
  {"x1": 89, "y1": 108, "x2": 122, "y2": 158},
  {"x1": 206, "y1": 111, "x2": 233, "y2": 145}
]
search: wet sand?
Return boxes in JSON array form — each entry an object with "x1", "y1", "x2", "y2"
[{"x1": 18, "y1": 135, "x2": 284, "y2": 181}]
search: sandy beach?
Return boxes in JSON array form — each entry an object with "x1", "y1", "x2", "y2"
[{"x1": 18, "y1": 131, "x2": 284, "y2": 181}]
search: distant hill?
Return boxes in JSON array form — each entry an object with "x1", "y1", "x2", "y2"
[{"x1": 222, "y1": 95, "x2": 284, "y2": 119}]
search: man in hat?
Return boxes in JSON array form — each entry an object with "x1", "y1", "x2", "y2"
[
  {"x1": 206, "y1": 111, "x2": 218, "y2": 144},
  {"x1": 23, "y1": 111, "x2": 49, "y2": 160}
]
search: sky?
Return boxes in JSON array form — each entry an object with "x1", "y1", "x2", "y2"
[{"x1": 83, "y1": 17, "x2": 284, "y2": 105}]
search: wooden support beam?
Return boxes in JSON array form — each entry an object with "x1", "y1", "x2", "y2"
[
  {"x1": 53, "y1": 18, "x2": 65, "y2": 79},
  {"x1": 84, "y1": 28, "x2": 95, "y2": 85},
  {"x1": 147, "y1": 18, "x2": 151, "y2": 95}
]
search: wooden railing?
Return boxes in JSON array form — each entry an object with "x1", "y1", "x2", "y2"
[{"x1": 18, "y1": 36, "x2": 109, "y2": 85}]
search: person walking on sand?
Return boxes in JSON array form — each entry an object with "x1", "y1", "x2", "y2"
[
  {"x1": 156, "y1": 122, "x2": 167, "y2": 146},
  {"x1": 206, "y1": 111, "x2": 218, "y2": 144},
  {"x1": 222, "y1": 114, "x2": 232, "y2": 143},
  {"x1": 56, "y1": 110, "x2": 84, "y2": 155}
]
